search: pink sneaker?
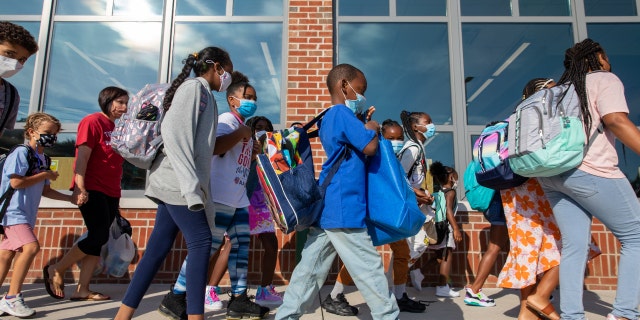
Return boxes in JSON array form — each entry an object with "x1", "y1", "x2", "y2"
[
  {"x1": 255, "y1": 285, "x2": 283, "y2": 306},
  {"x1": 204, "y1": 285, "x2": 223, "y2": 311}
]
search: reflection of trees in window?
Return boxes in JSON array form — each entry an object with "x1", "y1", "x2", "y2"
[{"x1": 121, "y1": 161, "x2": 146, "y2": 190}]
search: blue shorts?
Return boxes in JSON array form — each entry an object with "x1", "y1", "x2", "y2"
[{"x1": 483, "y1": 192, "x2": 506, "y2": 226}]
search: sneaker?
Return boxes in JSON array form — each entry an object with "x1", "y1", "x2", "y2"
[
  {"x1": 396, "y1": 293, "x2": 426, "y2": 313},
  {"x1": 158, "y1": 286, "x2": 187, "y2": 320},
  {"x1": 463, "y1": 288, "x2": 496, "y2": 307},
  {"x1": 255, "y1": 285, "x2": 283, "y2": 307},
  {"x1": 226, "y1": 291, "x2": 269, "y2": 319},
  {"x1": 204, "y1": 285, "x2": 224, "y2": 311},
  {"x1": 0, "y1": 293, "x2": 36, "y2": 318},
  {"x1": 435, "y1": 284, "x2": 460, "y2": 298},
  {"x1": 321, "y1": 293, "x2": 358, "y2": 316},
  {"x1": 410, "y1": 269, "x2": 424, "y2": 291}
]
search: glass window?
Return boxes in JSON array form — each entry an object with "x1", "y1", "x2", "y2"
[
  {"x1": 113, "y1": 0, "x2": 164, "y2": 16},
  {"x1": 176, "y1": 0, "x2": 226, "y2": 16},
  {"x1": 0, "y1": 0, "x2": 43, "y2": 15},
  {"x1": 397, "y1": 0, "x2": 446, "y2": 16},
  {"x1": 462, "y1": 23, "x2": 573, "y2": 125},
  {"x1": 425, "y1": 132, "x2": 454, "y2": 175},
  {"x1": 173, "y1": 23, "x2": 283, "y2": 123},
  {"x1": 584, "y1": 0, "x2": 637, "y2": 16},
  {"x1": 1, "y1": 22, "x2": 40, "y2": 124},
  {"x1": 234, "y1": 0, "x2": 282, "y2": 16},
  {"x1": 45, "y1": 22, "x2": 162, "y2": 123},
  {"x1": 338, "y1": 23, "x2": 451, "y2": 125},
  {"x1": 461, "y1": 0, "x2": 511, "y2": 16},
  {"x1": 616, "y1": 141, "x2": 640, "y2": 195},
  {"x1": 339, "y1": 0, "x2": 388, "y2": 16},
  {"x1": 587, "y1": 24, "x2": 640, "y2": 124},
  {"x1": 56, "y1": 0, "x2": 107, "y2": 15},
  {"x1": 519, "y1": 0, "x2": 570, "y2": 16}
]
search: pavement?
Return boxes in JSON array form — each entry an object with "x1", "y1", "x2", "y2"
[{"x1": 9, "y1": 283, "x2": 618, "y2": 319}]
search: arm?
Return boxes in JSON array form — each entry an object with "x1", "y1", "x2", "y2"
[
  {"x1": 602, "y1": 112, "x2": 640, "y2": 155},
  {"x1": 361, "y1": 120, "x2": 379, "y2": 156},
  {"x1": 9, "y1": 171, "x2": 57, "y2": 190},
  {"x1": 445, "y1": 190, "x2": 462, "y2": 242},
  {"x1": 213, "y1": 125, "x2": 252, "y2": 155},
  {"x1": 72, "y1": 145, "x2": 92, "y2": 206},
  {"x1": 42, "y1": 185, "x2": 73, "y2": 203}
]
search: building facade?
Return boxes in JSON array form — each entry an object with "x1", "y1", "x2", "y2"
[{"x1": 1, "y1": 0, "x2": 634, "y2": 289}]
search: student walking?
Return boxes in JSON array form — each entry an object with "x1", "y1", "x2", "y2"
[
  {"x1": 275, "y1": 63, "x2": 399, "y2": 320},
  {"x1": 114, "y1": 46, "x2": 233, "y2": 320},
  {"x1": 0, "y1": 113, "x2": 71, "y2": 317},
  {"x1": 537, "y1": 38, "x2": 640, "y2": 320}
]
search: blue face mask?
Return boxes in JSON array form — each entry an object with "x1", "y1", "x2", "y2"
[
  {"x1": 234, "y1": 98, "x2": 258, "y2": 118},
  {"x1": 425, "y1": 123, "x2": 436, "y2": 138},
  {"x1": 390, "y1": 140, "x2": 404, "y2": 154},
  {"x1": 343, "y1": 82, "x2": 367, "y2": 115}
]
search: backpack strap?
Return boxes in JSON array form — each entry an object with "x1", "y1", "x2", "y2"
[
  {"x1": 320, "y1": 146, "x2": 350, "y2": 191},
  {"x1": 0, "y1": 145, "x2": 37, "y2": 226},
  {"x1": 0, "y1": 80, "x2": 17, "y2": 133},
  {"x1": 397, "y1": 142, "x2": 424, "y2": 180}
]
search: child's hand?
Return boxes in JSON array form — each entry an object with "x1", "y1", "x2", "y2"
[
  {"x1": 72, "y1": 188, "x2": 89, "y2": 206},
  {"x1": 365, "y1": 106, "x2": 375, "y2": 122},
  {"x1": 46, "y1": 170, "x2": 59, "y2": 181},
  {"x1": 238, "y1": 124, "x2": 253, "y2": 141},
  {"x1": 415, "y1": 189, "x2": 434, "y2": 205},
  {"x1": 364, "y1": 119, "x2": 379, "y2": 132},
  {"x1": 453, "y1": 228, "x2": 462, "y2": 243}
]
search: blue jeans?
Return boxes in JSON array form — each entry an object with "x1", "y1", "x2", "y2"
[
  {"x1": 174, "y1": 204, "x2": 250, "y2": 295},
  {"x1": 275, "y1": 227, "x2": 399, "y2": 320},
  {"x1": 538, "y1": 169, "x2": 640, "y2": 320},
  {"x1": 121, "y1": 203, "x2": 212, "y2": 315}
]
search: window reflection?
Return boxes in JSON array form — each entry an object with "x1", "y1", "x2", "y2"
[
  {"x1": 339, "y1": 0, "x2": 387, "y2": 16},
  {"x1": 461, "y1": 0, "x2": 511, "y2": 16},
  {"x1": 584, "y1": 0, "x2": 637, "y2": 16},
  {"x1": 338, "y1": 23, "x2": 451, "y2": 125},
  {"x1": 519, "y1": 0, "x2": 570, "y2": 16},
  {"x1": 425, "y1": 132, "x2": 454, "y2": 175},
  {"x1": 234, "y1": 0, "x2": 282, "y2": 16},
  {"x1": 176, "y1": 0, "x2": 226, "y2": 16},
  {"x1": 45, "y1": 22, "x2": 161, "y2": 122},
  {"x1": 0, "y1": 0, "x2": 43, "y2": 15},
  {"x1": 462, "y1": 23, "x2": 572, "y2": 125},
  {"x1": 113, "y1": 0, "x2": 163, "y2": 16},
  {"x1": 172, "y1": 23, "x2": 283, "y2": 124},
  {"x1": 397, "y1": 0, "x2": 446, "y2": 16},
  {"x1": 56, "y1": 0, "x2": 107, "y2": 15}
]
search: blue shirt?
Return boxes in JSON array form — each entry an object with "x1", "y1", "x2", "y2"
[
  {"x1": 318, "y1": 105, "x2": 376, "y2": 229},
  {"x1": 0, "y1": 146, "x2": 48, "y2": 228}
]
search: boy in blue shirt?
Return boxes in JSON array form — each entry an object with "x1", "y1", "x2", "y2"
[{"x1": 275, "y1": 64, "x2": 399, "y2": 320}]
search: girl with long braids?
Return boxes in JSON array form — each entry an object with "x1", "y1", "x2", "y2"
[
  {"x1": 398, "y1": 111, "x2": 436, "y2": 291},
  {"x1": 115, "y1": 47, "x2": 233, "y2": 320},
  {"x1": 536, "y1": 39, "x2": 640, "y2": 320}
]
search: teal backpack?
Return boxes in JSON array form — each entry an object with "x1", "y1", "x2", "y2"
[{"x1": 463, "y1": 161, "x2": 495, "y2": 212}]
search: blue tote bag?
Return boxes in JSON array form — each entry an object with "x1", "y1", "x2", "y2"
[{"x1": 366, "y1": 136, "x2": 426, "y2": 246}]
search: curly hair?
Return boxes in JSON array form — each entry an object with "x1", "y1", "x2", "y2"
[
  {"x1": 24, "y1": 112, "x2": 61, "y2": 139},
  {"x1": 429, "y1": 161, "x2": 456, "y2": 187},
  {"x1": 0, "y1": 21, "x2": 38, "y2": 55},
  {"x1": 226, "y1": 71, "x2": 254, "y2": 101}
]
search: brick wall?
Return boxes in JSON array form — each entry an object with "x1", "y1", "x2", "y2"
[{"x1": 25, "y1": 208, "x2": 618, "y2": 290}]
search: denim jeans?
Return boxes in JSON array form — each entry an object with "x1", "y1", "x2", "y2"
[
  {"x1": 174, "y1": 204, "x2": 249, "y2": 295},
  {"x1": 275, "y1": 227, "x2": 399, "y2": 320},
  {"x1": 538, "y1": 169, "x2": 640, "y2": 320}
]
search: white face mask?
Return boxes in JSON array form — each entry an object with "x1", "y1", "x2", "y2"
[
  {"x1": 0, "y1": 55, "x2": 23, "y2": 78},
  {"x1": 218, "y1": 69, "x2": 232, "y2": 92}
]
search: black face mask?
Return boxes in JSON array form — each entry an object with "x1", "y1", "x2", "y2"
[{"x1": 37, "y1": 133, "x2": 57, "y2": 147}]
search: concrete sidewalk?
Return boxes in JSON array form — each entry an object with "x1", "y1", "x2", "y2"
[{"x1": 11, "y1": 283, "x2": 617, "y2": 319}]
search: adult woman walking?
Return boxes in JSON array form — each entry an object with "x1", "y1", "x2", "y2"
[
  {"x1": 537, "y1": 39, "x2": 640, "y2": 320},
  {"x1": 114, "y1": 46, "x2": 232, "y2": 320},
  {"x1": 44, "y1": 86, "x2": 129, "y2": 301}
]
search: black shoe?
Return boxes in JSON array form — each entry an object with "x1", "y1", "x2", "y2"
[
  {"x1": 396, "y1": 293, "x2": 426, "y2": 313},
  {"x1": 321, "y1": 293, "x2": 358, "y2": 316},
  {"x1": 226, "y1": 291, "x2": 269, "y2": 319},
  {"x1": 158, "y1": 286, "x2": 187, "y2": 320}
]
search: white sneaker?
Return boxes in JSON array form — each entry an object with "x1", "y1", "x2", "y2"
[
  {"x1": 410, "y1": 269, "x2": 424, "y2": 291},
  {"x1": 204, "y1": 285, "x2": 223, "y2": 311},
  {"x1": 0, "y1": 293, "x2": 36, "y2": 318},
  {"x1": 435, "y1": 284, "x2": 460, "y2": 298}
]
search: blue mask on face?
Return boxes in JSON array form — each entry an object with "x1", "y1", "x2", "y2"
[
  {"x1": 390, "y1": 140, "x2": 404, "y2": 154},
  {"x1": 235, "y1": 98, "x2": 258, "y2": 118},
  {"x1": 425, "y1": 123, "x2": 436, "y2": 138},
  {"x1": 344, "y1": 82, "x2": 367, "y2": 115}
]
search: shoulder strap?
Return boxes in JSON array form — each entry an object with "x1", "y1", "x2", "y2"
[
  {"x1": 0, "y1": 80, "x2": 17, "y2": 132},
  {"x1": 321, "y1": 146, "x2": 350, "y2": 191},
  {"x1": 398, "y1": 143, "x2": 423, "y2": 179}
]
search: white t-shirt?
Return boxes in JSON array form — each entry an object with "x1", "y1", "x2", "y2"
[
  {"x1": 578, "y1": 71, "x2": 628, "y2": 179},
  {"x1": 210, "y1": 112, "x2": 253, "y2": 208},
  {"x1": 399, "y1": 140, "x2": 426, "y2": 189}
]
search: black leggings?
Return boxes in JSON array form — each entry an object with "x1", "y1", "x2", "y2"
[{"x1": 77, "y1": 190, "x2": 119, "y2": 256}]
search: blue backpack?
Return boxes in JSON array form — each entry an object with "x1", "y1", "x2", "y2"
[{"x1": 463, "y1": 161, "x2": 495, "y2": 212}]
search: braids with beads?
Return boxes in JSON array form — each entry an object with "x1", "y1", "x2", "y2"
[
  {"x1": 400, "y1": 110, "x2": 427, "y2": 145},
  {"x1": 163, "y1": 47, "x2": 231, "y2": 111},
  {"x1": 557, "y1": 38, "x2": 607, "y2": 139}
]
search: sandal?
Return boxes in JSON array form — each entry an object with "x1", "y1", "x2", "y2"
[{"x1": 43, "y1": 265, "x2": 64, "y2": 299}]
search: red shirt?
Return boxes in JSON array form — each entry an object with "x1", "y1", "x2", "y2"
[{"x1": 71, "y1": 112, "x2": 123, "y2": 197}]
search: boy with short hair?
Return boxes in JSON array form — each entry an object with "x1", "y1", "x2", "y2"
[
  {"x1": 0, "y1": 21, "x2": 39, "y2": 136},
  {"x1": 275, "y1": 64, "x2": 399, "y2": 320}
]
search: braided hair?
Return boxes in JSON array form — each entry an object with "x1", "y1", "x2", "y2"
[
  {"x1": 400, "y1": 110, "x2": 428, "y2": 146},
  {"x1": 521, "y1": 78, "x2": 554, "y2": 100},
  {"x1": 246, "y1": 116, "x2": 273, "y2": 134},
  {"x1": 557, "y1": 38, "x2": 607, "y2": 138},
  {"x1": 163, "y1": 46, "x2": 231, "y2": 111},
  {"x1": 226, "y1": 71, "x2": 254, "y2": 101},
  {"x1": 381, "y1": 119, "x2": 401, "y2": 136}
]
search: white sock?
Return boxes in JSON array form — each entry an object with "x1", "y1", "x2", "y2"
[
  {"x1": 394, "y1": 284, "x2": 406, "y2": 299},
  {"x1": 330, "y1": 281, "x2": 345, "y2": 299}
]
